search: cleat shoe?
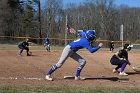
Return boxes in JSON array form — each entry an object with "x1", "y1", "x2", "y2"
[
  {"x1": 119, "y1": 72, "x2": 128, "y2": 76},
  {"x1": 27, "y1": 54, "x2": 31, "y2": 56},
  {"x1": 75, "y1": 76, "x2": 86, "y2": 80},
  {"x1": 113, "y1": 69, "x2": 119, "y2": 73},
  {"x1": 45, "y1": 75, "x2": 53, "y2": 81}
]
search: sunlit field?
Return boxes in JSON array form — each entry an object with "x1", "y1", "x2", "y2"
[{"x1": 0, "y1": 44, "x2": 140, "y2": 93}]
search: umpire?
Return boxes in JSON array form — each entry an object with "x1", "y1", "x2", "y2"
[{"x1": 18, "y1": 38, "x2": 31, "y2": 56}]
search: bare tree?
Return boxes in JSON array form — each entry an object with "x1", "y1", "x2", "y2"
[{"x1": 0, "y1": 0, "x2": 140, "y2": 45}]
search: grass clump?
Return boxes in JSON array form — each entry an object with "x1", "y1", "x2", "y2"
[{"x1": 0, "y1": 85, "x2": 140, "y2": 93}]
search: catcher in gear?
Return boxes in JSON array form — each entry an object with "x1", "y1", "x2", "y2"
[
  {"x1": 45, "y1": 30, "x2": 103, "y2": 81},
  {"x1": 110, "y1": 43, "x2": 132, "y2": 76},
  {"x1": 18, "y1": 38, "x2": 31, "y2": 56}
]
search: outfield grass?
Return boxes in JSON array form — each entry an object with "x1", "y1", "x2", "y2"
[
  {"x1": 0, "y1": 44, "x2": 64, "y2": 50},
  {"x1": 0, "y1": 44, "x2": 140, "y2": 52},
  {"x1": 0, "y1": 85, "x2": 140, "y2": 93}
]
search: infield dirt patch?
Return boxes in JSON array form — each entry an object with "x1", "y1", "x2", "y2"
[{"x1": 0, "y1": 47, "x2": 140, "y2": 88}]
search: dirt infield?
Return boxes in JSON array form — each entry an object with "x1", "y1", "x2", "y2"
[{"x1": 0, "y1": 47, "x2": 140, "y2": 88}]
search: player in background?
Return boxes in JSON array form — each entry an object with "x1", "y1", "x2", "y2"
[
  {"x1": 44, "y1": 37, "x2": 50, "y2": 52},
  {"x1": 45, "y1": 30, "x2": 103, "y2": 81},
  {"x1": 18, "y1": 38, "x2": 31, "y2": 56},
  {"x1": 110, "y1": 43, "x2": 132, "y2": 76},
  {"x1": 109, "y1": 41, "x2": 114, "y2": 52}
]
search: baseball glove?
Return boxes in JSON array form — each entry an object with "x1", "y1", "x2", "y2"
[{"x1": 132, "y1": 66, "x2": 140, "y2": 72}]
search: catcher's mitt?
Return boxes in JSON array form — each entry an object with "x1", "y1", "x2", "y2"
[{"x1": 132, "y1": 66, "x2": 140, "y2": 72}]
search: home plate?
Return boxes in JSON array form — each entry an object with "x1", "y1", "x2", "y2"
[{"x1": 64, "y1": 76, "x2": 75, "y2": 79}]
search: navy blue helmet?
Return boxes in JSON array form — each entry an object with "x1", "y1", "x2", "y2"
[{"x1": 84, "y1": 30, "x2": 96, "y2": 41}]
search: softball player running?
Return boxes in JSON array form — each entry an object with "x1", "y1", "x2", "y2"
[
  {"x1": 18, "y1": 38, "x2": 31, "y2": 56},
  {"x1": 110, "y1": 43, "x2": 132, "y2": 76},
  {"x1": 45, "y1": 30, "x2": 103, "y2": 81}
]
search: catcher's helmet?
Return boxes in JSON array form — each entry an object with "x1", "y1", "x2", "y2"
[
  {"x1": 85, "y1": 30, "x2": 96, "y2": 41},
  {"x1": 123, "y1": 43, "x2": 133, "y2": 51}
]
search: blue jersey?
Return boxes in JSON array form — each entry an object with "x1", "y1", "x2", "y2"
[
  {"x1": 69, "y1": 38, "x2": 101, "y2": 53},
  {"x1": 44, "y1": 38, "x2": 50, "y2": 44}
]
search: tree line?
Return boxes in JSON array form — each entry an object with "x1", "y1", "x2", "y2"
[{"x1": 0, "y1": 0, "x2": 140, "y2": 45}]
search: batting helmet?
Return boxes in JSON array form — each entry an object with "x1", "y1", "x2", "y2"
[
  {"x1": 85, "y1": 30, "x2": 96, "y2": 41},
  {"x1": 78, "y1": 31, "x2": 85, "y2": 37}
]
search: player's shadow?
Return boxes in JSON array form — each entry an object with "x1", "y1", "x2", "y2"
[
  {"x1": 30, "y1": 55, "x2": 37, "y2": 56},
  {"x1": 126, "y1": 72, "x2": 140, "y2": 75},
  {"x1": 85, "y1": 77, "x2": 129, "y2": 81},
  {"x1": 28, "y1": 54, "x2": 40, "y2": 57},
  {"x1": 64, "y1": 76, "x2": 129, "y2": 81}
]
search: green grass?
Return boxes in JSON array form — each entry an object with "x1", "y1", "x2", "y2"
[
  {"x1": 0, "y1": 44, "x2": 64, "y2": 50},
  {"x1": 0, "y1": 44, "x2": 140, "y2": 53},
  {"x1": 0, "y1": 85, "x2": 140, "y2": 93}
]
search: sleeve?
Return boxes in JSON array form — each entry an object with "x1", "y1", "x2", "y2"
[
  {"x1": 87, "y1": 46, "x2": 101, "y2": 53},
  {"x1": 125, "y1": 52, "x2": 128, "y2": 60},
  {"x1": 24, "y1": 42, "x2": 29, "y2": 46},
  {"x1": 18, "y1": 42, "x2": 22, "y2": 45},
  {"x1": 118, "y1": 50, "x2": 128, "y2": 59},
  {"x1": 83, "y1": 42, "x2": 101, "y2": 53},
  {"x1": 27, "y1": 42, "x2": 29, "y2": 46},
  {"x1": 118, "y1": 50, "x2": 123, "y2": 57}
]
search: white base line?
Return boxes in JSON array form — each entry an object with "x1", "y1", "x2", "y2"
[{"x1": 0, "y1": 77, "x2": 43, "y2": 80}]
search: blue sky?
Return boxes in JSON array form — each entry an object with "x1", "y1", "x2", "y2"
[
  {"x1": 114, "y1": 0, "x2": 140, "y2": 7},
  {"x1": 63, "y1": 0, "x2": 140, "y2": 7}
]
